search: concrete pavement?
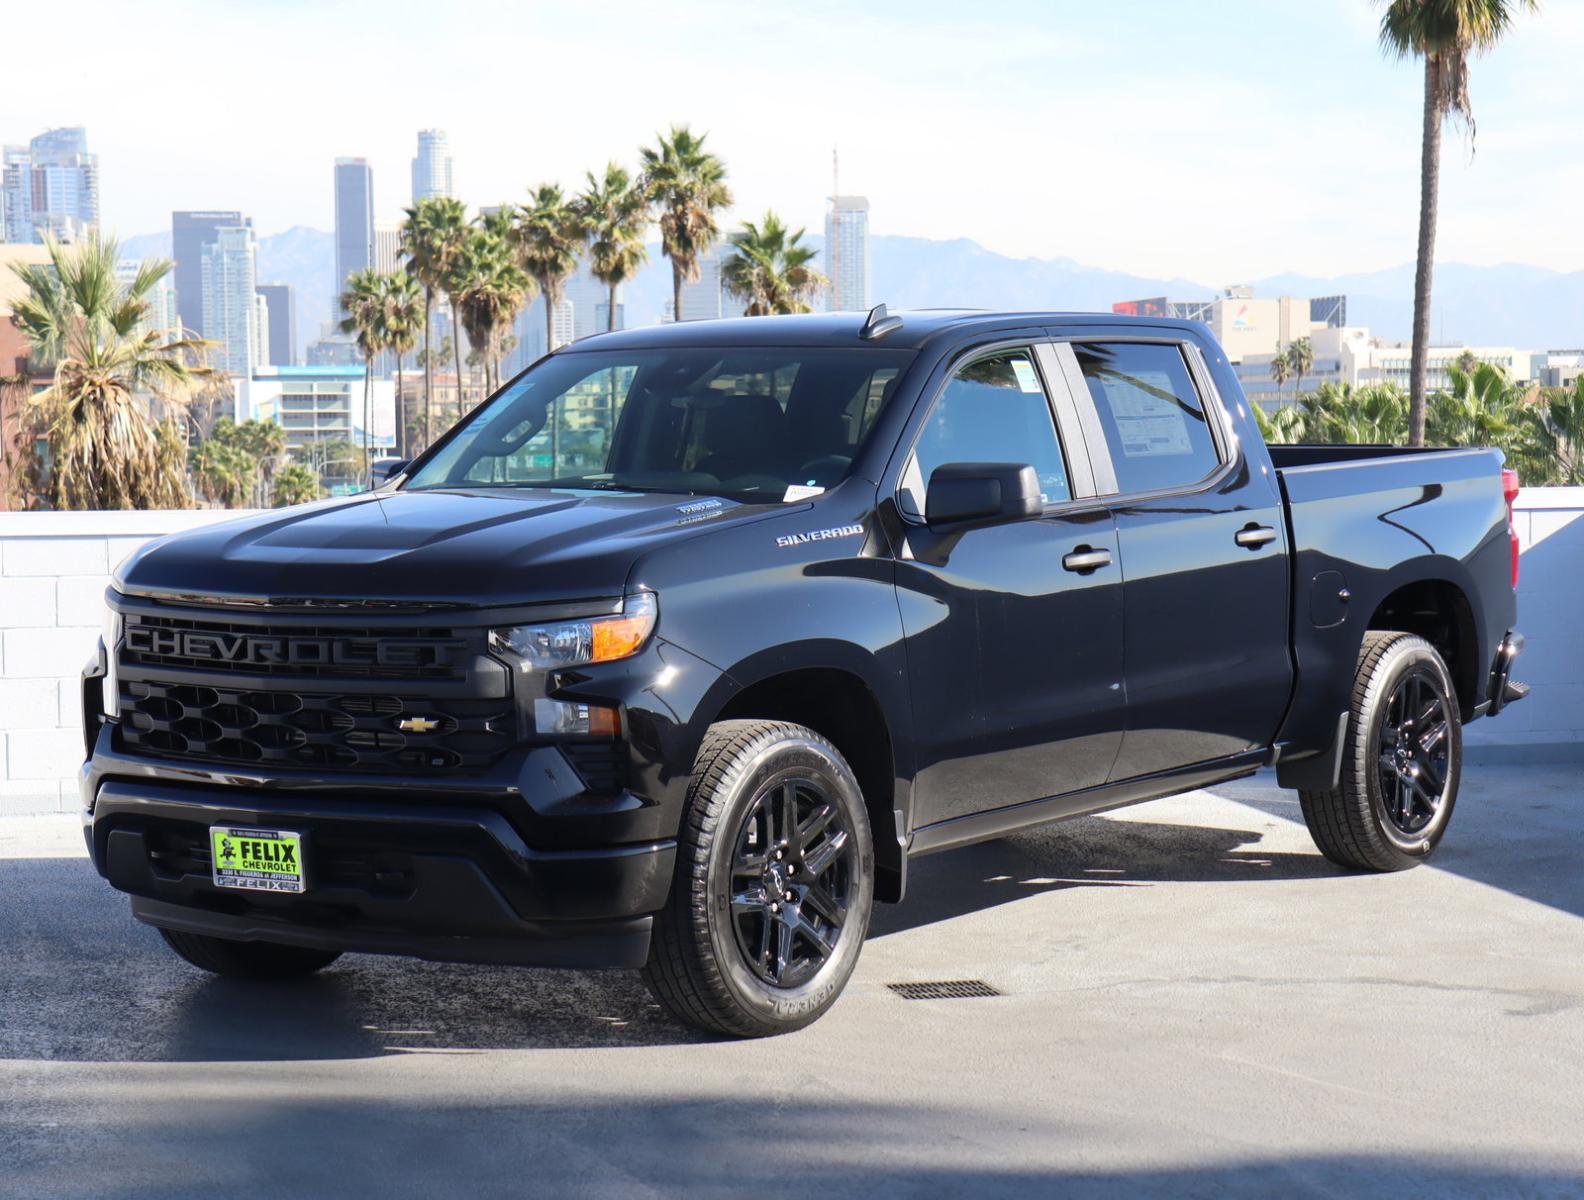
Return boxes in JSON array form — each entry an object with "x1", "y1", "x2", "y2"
[{"x1": 3, "y1": 765, "x2": 1583, "y2": 1198}]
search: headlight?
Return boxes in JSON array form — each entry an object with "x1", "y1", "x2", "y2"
[
  {"x1": 490, "y1": 593, "x2": 657, "y2": 672},
  {"x1": 102, "y1": 608, "x2": 123, "y2": 717}
]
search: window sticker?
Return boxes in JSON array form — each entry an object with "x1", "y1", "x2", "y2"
[
  {"x1": 1011, "y1": 359, "x2": 1043, "y2": 394},
  {"x1": 1100, "y1": 371, "x2": 1193, "y2": 457},
  {"x1": 783, "y1": 484, "x2": 825, "y2": 502}
]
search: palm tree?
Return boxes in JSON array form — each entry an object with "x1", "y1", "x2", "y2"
[
  {"x1": 400, "y1": 196, "x2": 470, "y2": 439},
  {"x1": 272, "y1": 462, "x2": 323, "y2": 507},
  {"x1": 338, "y1": 268, "x2": 389, "y2": 484},
  {"x1": 1286, "y1": 337, "x2": 1314, "y2": 398},
  {"x1": 722, "y1": 212, "x2": 829, "y2": 316},
  {"x1": 9, "y1": 233, "x2": 211, "y2": 509},
  {"x1": 1269, "y1": 351, "x2": 1292, "y2": 406},
  {"x1": 576, "y1": 163, "x2": 649, "y2": 332},
  {"x1": 450, "y1": 224, "x2": 532, "y2": 398},
  {"x1": 640, "y1": 125, "x2": 732, "y2": 322},
  {"x1": 1426, "y1": 361, "x2": 1524, "y2": 450},
  {"x1": 1518, "y1": 378, "x2": 1584, "y2": 485},
  {"x1": 381, "y1": 270, "x2": 424, "y2": 456},
  {"x1": 512, "y1": 185, "x2": 584, "y2": 357},
  {"x1": 1380, "y1": 0, "x2": 1539, "y2": 446}
]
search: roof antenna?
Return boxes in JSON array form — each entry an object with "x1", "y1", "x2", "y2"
[{"x1": 859, "y1": 303, "x2": 903, "y2": 341}]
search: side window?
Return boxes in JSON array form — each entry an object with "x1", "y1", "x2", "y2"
[
  {"x1": 1073, "y1": 342, "x2": 1221, "y2": 494},
  {"x1": 899, "y1": 349, "x2": 1070, "y2": 515}
]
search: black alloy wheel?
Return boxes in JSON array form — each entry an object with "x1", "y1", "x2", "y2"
[
  {"x1": 1375, "y1": 667, "x2": 1453, "y2": 837},
  {"x1": 728, "y1": 776, "x2": 855, "y2": 988}
]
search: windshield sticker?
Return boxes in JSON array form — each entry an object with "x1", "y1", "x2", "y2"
[
  {"x1": 776, "y1": 524, "x2": 863, "y2": 549},
  {"x1": 1012, "y1": 359, "x2": 1043, "y2": 393},
  {"x1": 782, "y1": 485, "x2": 825, "y2": 503}
]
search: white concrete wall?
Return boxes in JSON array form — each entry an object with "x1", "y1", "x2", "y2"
[
  {"x1": 0, "y1": 493, "x2": 1579, "y2": 813},
  {"x1": 0, "y1": 510, "x2": 258, "y2": 814}
]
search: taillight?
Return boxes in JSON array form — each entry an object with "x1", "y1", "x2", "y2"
[{"x1": 1502, "y1": 467, "x2": 1521, "y2": 590}]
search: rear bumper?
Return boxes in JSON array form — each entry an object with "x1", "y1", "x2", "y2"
[{"x1": 85, "y1": 779, "x2": 675, "y2": 969}]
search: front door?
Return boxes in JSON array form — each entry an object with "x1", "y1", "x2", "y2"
[
  {"x1": 1060, "y1": 338, "x2": 1293, "y2": 781},
  {"x1": 893, "y1": 345, "x2": 1126, "y2": 828}
]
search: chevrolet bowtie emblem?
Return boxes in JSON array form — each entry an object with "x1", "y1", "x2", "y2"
[{"x1": 397, "y1": 716, "x2": 441, "y2": 734}]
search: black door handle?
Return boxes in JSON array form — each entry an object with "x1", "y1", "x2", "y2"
[
  {"x1": 1235, "y1": 524, "x2": 1277, "y2": 549},
  {"x1": 1062, "y1": 546, "x2": 1112, "y2": 573}
]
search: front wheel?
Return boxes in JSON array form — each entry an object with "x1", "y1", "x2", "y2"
[
  {"x1": 1299, "y1": 631, "x2": 1462, "y2": 872},
  {"x1": 643, "y1": 720, "x2": 875, "y2": 1037}
]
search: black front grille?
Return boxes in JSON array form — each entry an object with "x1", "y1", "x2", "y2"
[
  {"x1": 121, "y1": 613, "x2": 470, "y2": 679},
  {"x1": 118, "y1": 680, "x2": 512, "y2": 773}
]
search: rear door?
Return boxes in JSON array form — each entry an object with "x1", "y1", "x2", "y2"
[
  {"x1": 892, "y1": 341, "x2": 1125, "y2": 827},
  {"x1": 1052, "y1": 337, "x2": 1293, "y2": 780}
]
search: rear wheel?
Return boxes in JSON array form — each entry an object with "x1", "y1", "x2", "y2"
[
  {"x1": 157, "y1": 927, "x2": 342, "y2": 979},
  {"x1": 1299, "y1": 631, "x2": 1461, "y2": 872},
  {"x1": 643, "y1": 720, "x2": 874, "y2": 1037}
]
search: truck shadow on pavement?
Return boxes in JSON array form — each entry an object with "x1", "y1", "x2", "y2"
[{"x1": 6, "y1": 813, "x2": 1327, "y2": 1063}]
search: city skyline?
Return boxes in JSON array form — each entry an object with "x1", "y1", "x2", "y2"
[{"x1": 4, "y1": 1, "x2": 1580, "y2": 282}]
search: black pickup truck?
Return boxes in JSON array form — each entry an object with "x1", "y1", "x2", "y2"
[{"x1": 83, "y1": 309, "x2": 1528, "y2": 1036}]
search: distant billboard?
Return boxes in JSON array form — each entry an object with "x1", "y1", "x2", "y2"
[{"x1": 1112, "y1": 297, "x2": 1169, "y2": 318}]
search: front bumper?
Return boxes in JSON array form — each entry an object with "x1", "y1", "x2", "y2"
[{"x1": 85, "y1": 777, "x2": 675, "y2": 968}]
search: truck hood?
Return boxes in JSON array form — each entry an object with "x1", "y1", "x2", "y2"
[{"x1": 116, "y1": 488, "x2": 770, "y2": 609}]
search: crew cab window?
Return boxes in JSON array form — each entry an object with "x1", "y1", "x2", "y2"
[
  {"x1": 1073, "y1": 342, "x2": 1221, "y2": 494},
  {"x1": 899, "y1": 349, "x2": 1070, "y2": 516}
]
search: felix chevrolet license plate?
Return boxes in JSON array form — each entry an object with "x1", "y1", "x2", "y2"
[{"x1": 209, "y1": 826, "x2": 306, "y2": 893}]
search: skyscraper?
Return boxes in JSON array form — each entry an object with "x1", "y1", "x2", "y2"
[
  {"x1": 1, "y1": 127, "x2": 100, "y2": 243},
  {"x1": 172, "y1": 211, "x2": 244, "y2": 337},
  {"x1": 373, "y1": 219, "x2": 400, "y2": 275},
  {"x1": 255, "y1": 282, "x2": 297, "y2": 365},
  {"x1": 334, "y1": 157, "x2": 374, "y2": 317},
  {"x1": 824, "y1": 195, "x2": 871, "y2": 312},
  {"x1": 201, "y1": 223, "x2": 260, "y2": 376},
  {"x1": 411, "y1": 130, "x2": 454, "y2": 204},
  {"x1": 676, "y1": 238, "x2": 747, "y2": 322}
]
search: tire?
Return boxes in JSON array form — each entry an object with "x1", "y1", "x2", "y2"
[
  {"x1": 1299, "y1": 631, "x2": 1462, "y2": 872},
  {"x1": 157, "y1": 927, "x2": 342, "y2": 979},
  {"x1": 643, "y1": 719, "x2": 875, "y2": 1038}
]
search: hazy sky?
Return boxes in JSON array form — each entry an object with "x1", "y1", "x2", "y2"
[{"x1": 8, "y1": 0, "x2": 1581, "y2": 281}]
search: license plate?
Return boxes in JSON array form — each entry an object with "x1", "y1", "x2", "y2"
[{"x1": 209, "y1": 826, "x2": 307, "y2": 894}]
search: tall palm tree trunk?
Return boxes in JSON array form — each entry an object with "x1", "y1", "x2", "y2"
[
  {"x1": 395, "y1": 355, "x2": 405, "y2": 459},
  {"x1": 422, "y1": 288, "x2": 434, "y2": 449},
  {"x1": 608, "y1": 282, "x2": 618, "y2": 332},
  {"x1": 543, "y1": 288, "x2": 556, "y2": 354},
  {"x1": 450, "y1": 302, "x2": 465, "y2": 422},
  {"x1": 362, "y1": 354, "x2": 373, "y2": 487},
  {"x1": 1409, "y1": 54, "x2": 1442, "y2": 448},
  {"x1": 672, "y1": 262, "x2": 685, "y2": 324}
]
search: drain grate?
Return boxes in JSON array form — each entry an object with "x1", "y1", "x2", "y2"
[{"x1": 886, "y1": 979, "x2": 1002, "y2": 1001}]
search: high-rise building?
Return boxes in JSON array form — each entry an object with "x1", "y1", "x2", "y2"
[
  {"x1": 824, "y1": 195, "x2": 870, "y2": 312},
  {"x1": 334, "y1": 157, "x2": 374, "y2": 317},
  {"x1": 1, "y1": 127, "x2": 100, "y2": 244},
  {"x1": 256, "y1": 282, "x2": 296, "y2": 365},
  {"x1": 674, "y1": 238, "x2": 747, "y2": 322},
  {"x1": 411, "y1": 129, "x2": 454, "y2": 204},
  {"x1": 172, "y1": 211, "x2": 244, "y2": 337},
  {"x1": 373, "y1": 219, "x2": 400, "y2": 275},
  {"x1": 201, "y1": 222, "x2": 261, "y2": 376}
]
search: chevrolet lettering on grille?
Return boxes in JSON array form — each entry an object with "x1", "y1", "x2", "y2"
[{"x1": 124, "y1": 626, "x2": 463, "y2": 670}]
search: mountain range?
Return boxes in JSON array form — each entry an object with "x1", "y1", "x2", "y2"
[{"x1": 120, "y1": 228, "x2": 1584, "y2": 357}]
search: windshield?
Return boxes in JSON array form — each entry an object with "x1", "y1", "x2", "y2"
[{"x1": 405, "y1": 345, "x2": 915, "y2": 501}]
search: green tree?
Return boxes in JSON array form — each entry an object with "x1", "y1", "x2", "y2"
[
  {"x1": 1269, "y1": 350, "x2": 1292, "y2": 405},
  {"x1": 8, "y1": 233, "x2": 210, "y2": 509},
  {"x1": 512, "y1": 185, "x2": 584, "y2": 358},
  {"x1": 381, "y1": 270, "x2": 425, "y2": 456},
  {"x1": 449, "y1": 223, "x2": 532, "y2": 398},
  {"x1": 1516, "y1": 379, "x2": 1584, "y2": 485},
  {"x1": 1380, "y1": 0, "x2": 1539, "y2": 445},
  {"x1": 1426, "y1": 361, "x2": 1523, "y2": 450},
  {"x1": 190, "y1": 418, "x2": 258, "y2": 507},
  {"x1": 1314, "y1": 382, "x2": 1410, "y2": 445},
  {"x1": 640, "y1": 125, "x2": 732, "y2": 323},
  {"x1": 400, "y1": 196, "x2": 470, "y2": 441},
  {"x1": 338, "y1": 268, "x2": 389, "y2": 482},
  {"x1": 722, "y1": 212, "x2": 829, "y2": 316},
  {"x1": 271, "y1": 461, "x2": 323, "y2": 507},
  {"x1": 1286, "y1": 336, "x2": 1314, "y2": 398},
  {"x1": 576, "y1": 163, "x2": 649, "y2": 332}
]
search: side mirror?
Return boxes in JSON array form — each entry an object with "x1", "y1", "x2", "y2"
[
  {"x1": 924, "y1": 462, "x2": 1043, "y2": 528},
  {"x1": 370, "y1": 457, "x2": 409, "y2": 486}
]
